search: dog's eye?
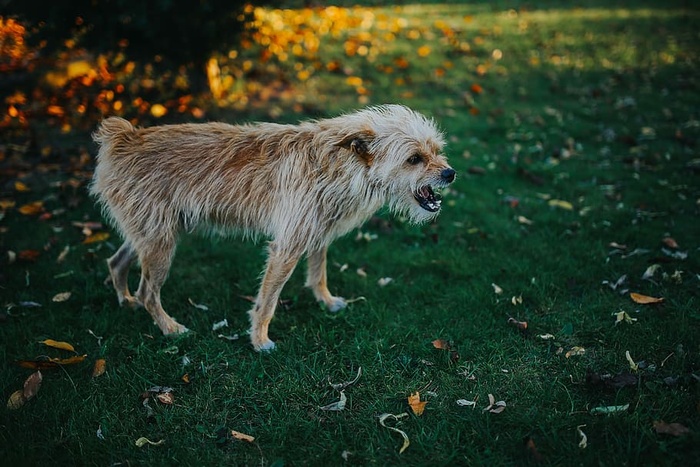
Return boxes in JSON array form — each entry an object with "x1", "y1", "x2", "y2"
[{"x1": 407, "y1": 154, "x2": 423, "y2": 165}]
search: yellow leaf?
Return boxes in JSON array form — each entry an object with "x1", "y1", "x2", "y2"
[
  {"x1": 630, "y1": 292, "x2": 664, "y2": 304},
  {"x1": 92, "y1": 359, "x2": 107, "y2": 377},
  {"x1": 565, "y1": 346, "x2": 586, "y2": 358},
  {"x1": 18, "y1": 201, "x2": 43, "y2": 215},
  {"x1": 52, "y1": 292, "x2": 72, "y2": 303},
  {"x1": 548, "y1": 199, "x2": 574, "y2": 210},
  {"x1": 83, "y1": 232, "x2": 110, "y2": 244},
  {"x1": 14, "y1": 181, "x2": 30, "y2": 192},
  {"x1": 40, "y1": 339, "x2": 75, "y2": 352},
  {"x1": 408, "y1": 392, "x2": 427, "y2": 416},
  {"x1": 7, "y1": 390, "x2": 25, "y2": 410},
  {"x1": 135, "y1": 437, "x2": 165, "y2": 447},
  {"x1": 231, "y1": 430, "x2": 255, "y2": 443},
  {"x1": 150, "y1": 104, "x2": 167, "y2": 118}
]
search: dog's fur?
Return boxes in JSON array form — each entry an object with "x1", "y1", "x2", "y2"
[{"x1": 90, "y1": 105, "x2": 455, "y2": 351}]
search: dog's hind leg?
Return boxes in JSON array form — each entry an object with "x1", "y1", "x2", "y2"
[
  {"x1": 305, "y1": 247, "x2": 347, "y2": 312},
  {"x1": 249, "y1": 242, "x2": 302, "y2": 351},
  {"x1": 135, "y1": 239, "x2": 188, "y2": 335},
  {"x1": 106, "y1": 241, "x2": 139, "y2": 307}
]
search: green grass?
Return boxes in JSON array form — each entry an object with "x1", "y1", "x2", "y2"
[{"x1": 2, "y1": 1, "x2": 699, "y2": 465}]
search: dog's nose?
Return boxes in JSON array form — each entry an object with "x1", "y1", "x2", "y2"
[{"x1": 441, "y1": 168, "x2": 456, "y2": 183}]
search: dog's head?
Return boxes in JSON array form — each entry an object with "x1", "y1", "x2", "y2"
[{"x1": 336, "y1": 105, "x2": 455, "y2": 224}]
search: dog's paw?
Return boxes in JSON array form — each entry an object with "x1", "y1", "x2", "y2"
[
  {"x1": 119, "y1": 294, "x2": 141, "y2": 308},
  {"x1": 326, "y1": 296, "x2": 347, "y2": 313},
  {"x1": 255, "y1": 339, "x2": 276, "y2": 352}
]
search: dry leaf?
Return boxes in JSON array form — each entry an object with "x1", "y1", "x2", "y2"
[
  {"x1": 39, "y1": 339, "x2": 75, "y2": 352},
  {"x1": 456, "y1": 399, "x2": 477, "y2": 408},
  {"x1": 491, "y1": 283, "x2": 503, "y2": 294},
  {"x1": 432, "y1": 339, "x2": 451, "y2": 350},
  {"x1": 577, "y1": 425, "x2": 588, "y2": 449},
  {"x1": 15, "y1": 181, "x2": 30, "y2": 192},
  {"x1": 52, "y1": 292, "x2": 72, "y2": 303},
  {"x1": 135, "y1": 437, "x2": 165, "y2": 447},
  {"x1": 7, "y1": 390, "x2": 26, "y2": 410},
  {"x1": 590, "y1": 404, "x2": 629, "y2": 415},
  {"x1": 613, "y1": 311, "x2": 637, "y2": 325},
  {"x1": 517, "y1": 215, "x2": 533, "y2": 225},
  {"x1": 188, "y1": 298, "x2": 209, "y2": 311},
  {"x1": 378, "y1": 413, "x2": 410, "y2": 454},
  {"x1": 482, "y1": 393, "x2": 507, "y2": 414},
  {"x1": 231, "y1": 430, "x2": 255, "y2": 443},
  {"x1": 18, "y1": 201, "x2": 43, "y2": 216},
  {"x1": 23, "y1": 371, "x2": 42, "y2": 400},
  {"x1": 625, "y1": 350, "x2": 639, "y2": 371},
  {"x1": 507, "y1": 317, "x2": 528, "y2": 330},
  {"x1": 630, "y1": 292, "x2": 664, "y2": 304},
  {"x1": 56, "y1": 245, "x2": 70, "y2": 263},
  {"x1": 653, "y1": 420, "x2": 690, "y2": 436},
  {"x1": 92, "y1": 359, "x2": 107, "y2": 377},
  {"x1": 82, "y1": 232, "x2": 110, "y2": 244},
  {"x1": 212, "y1": 319, "x2": 228, "y2": 331},
  {"x1": 408, "y1": 392, "x2": 427, "y2": 416},
  {"x1": 377, "y1": 277, "x2": 393, "y2": 287},
  {"x1": 662, "y1": 237, "x2": 679, "y2": 249},
  {"x1": 156, "y1": 392, "x2": 175, "y2": 405},
  {"x1": 565, "y1": 346, "x2": 586, "y2": 358},
  {"x1": 548, "y1": 199, "x2": 574, "y2": 210},
  {"x1": 320, "y1": 391, "x2": 347, "y2": 411},
  {"x1": 538, "y1": 334, "x2": 556, "y2": 340},
  {"x1": 642, "y1": 264, "x2": 661, "y2": 280}
]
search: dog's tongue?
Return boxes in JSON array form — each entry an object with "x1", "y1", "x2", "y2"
[{"x1": 420, "y1": 186, "x2": 435, "y2": 200}]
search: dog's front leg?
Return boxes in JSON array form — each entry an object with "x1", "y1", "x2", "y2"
[
  {"x1": 306, "y1": 246, "x2": 347, "y2": 312},
  {"x1": 249, "y1": 242, "x2": 301, "y2": 352}
]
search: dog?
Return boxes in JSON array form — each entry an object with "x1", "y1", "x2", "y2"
[{"x1": 90, "y1": 105, "x2": 455, "y2": 351}]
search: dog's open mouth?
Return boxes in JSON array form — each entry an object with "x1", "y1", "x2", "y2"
[{"x1": 414, "y1": 185, "x2": 441, "y2": 212}]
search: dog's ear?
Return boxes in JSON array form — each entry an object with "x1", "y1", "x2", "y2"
[{"x1": 336, "y1": 131, "x2": 375, "y2": 167}]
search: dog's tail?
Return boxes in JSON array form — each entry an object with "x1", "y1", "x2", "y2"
[{"x1": 90, "y1": 117, "x2": 138, "y2": 200}]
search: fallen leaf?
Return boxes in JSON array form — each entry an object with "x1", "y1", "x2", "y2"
[
  {"x1": 456, "y1": 399, "x2": 477, "y2": 408},
  {"x1": 507, "y1": 317, "x2": 528, "y2": 330},
  {"x1": 538, "y1": 334, "x2": 556, "y2": 340},
  {"x1": 92, "y1": 358, "x2": 107, "y2": 377},
  {"x1": 625, "y1": 350, "x2": 639, "y2": 371},
  {"x1": 662, "y1": 237, "x2": 679, "y2": 249},
  {"x1": 432, "y1": 339, "x2": 451, "y2": 350},
  {"x1": 630, "y1": 292, "x2": 664, "y2": 304},
  {"x1": 329, "y1": 367, "x2": 362, "y2": 391},
  {"x1": 231, "y1": 430, "x2": 255, "y2": 443},
  {"x1": 577, "y1": 425, "x2": 588, "y2": 448},
  {"x1": 653, "y1": 420, "x2": 690, "y2": 436},
  {"x1": 356, "y1": 267, "x2": 367, "y2": 278},
  {"x1": 188, "y1": 298, "x2": 209, "y2": 311},
  {"x1": 16, "y1": 354, "x2": 88, "y2": 369},
  {"x1": 482, "y1": 393, "x2": 507, "y2": 413},
  {"x1": 217, "y1": 333, "x2": 239, "y2": 341},
  {"x1": 517, "y1": 215, "x2": 533, "y2": 225},
  {"x1": 377, "y1": 277, "x2": 393, "y2": 287},
  {"x1": 548, "y1": 199, "x2": 574, "y2": 210},
  {"x1": 52, "y1": 292, "x2": 72, "y2": 303},
  {"x1": 320, "y1": 391, "x2": 347, "y2": 411},
  {"x1": 565, "y1": 346, "x2": 586, "y2": 358},
  {"x1": 491, "y1": 283, "x2": 503, "y2": 294},
  {"x1": 39, "y1": 339, "x2": 75, "y2": 352},
  {"x1": 156, "y1": 392, "x2": 175, "y2": 404},
  {"x1": 7, "y1": 390, "x2": 25, "y2": 410},
  {"x1": 642, "y1": 264, "x2": 661, "y2": 280},
  {"x1": 14, "y1": 181, "x2": 30, "y2": 192},
  {"x1": 83, "y1": 232, "x2": 110, "y2": 244},
  {"x1": 603, "y1": 274, "x2": 627, "y2": 291},
  {"x1": 613, "y1": 310, "x2": 637, "y2": 325},
  {"x1": 212, "y1": 318, "x2": 228, "y2": 331},
  {"x1": 56, "y1": 245, "x2": 70, "y2": 263},
  {"x1": 511, "y1": 295, "x2": 523, "y2": 305},
  {"x1": 18, "y1": 201, "x2": 43, "y2": 215},
  {"x1": 23, "y1": 371, "x2": 42, "y2": 400},
  {"x1": 135, "y1": 437, "x2": 165, "y2": 447},
  {"x1": 608, "y1": 242, "x2": 627, "y2": 250},
  {"x1": 408, "y1": 392, "x2": 427, "y2": 416},
  {"x1": 378, "y1": 413, "x2": 410, "y2": 454},
  {"x1": 590, "y1": 404, "x2": 629, "y2": 415}
]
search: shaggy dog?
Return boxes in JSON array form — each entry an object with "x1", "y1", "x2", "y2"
[{"x1": 91, "y1": 105, "x2": 455, "y2": 351}]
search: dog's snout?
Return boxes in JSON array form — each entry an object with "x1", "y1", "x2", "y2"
[{"x1": 441, "y1": 168, "x2": 456, "y2": 183}]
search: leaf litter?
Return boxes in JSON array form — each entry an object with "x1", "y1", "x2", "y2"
[{"x1": 378, "y1": 412, "x2": 410, "y2": 454}]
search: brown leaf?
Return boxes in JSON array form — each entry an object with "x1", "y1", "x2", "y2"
[
  {"x1": 507, "y1": 317, "x2": 528, "y2": 330},
  {"x1": 653, "y1": 420, "x2": 690, "y2": 436},
  {"x1": 408, "y1": 392, "x2": 427, "y2": 416},
  {"x1": 39, "y1": 339, "x2": 75, "y2": 352},
  {"x1": 23, "y1": 371, "x2": 42, "y2": 400},
  {"x1": 156, "y1": 392, "x2": 175, "y2": 405},
  {"x1": 630, "y1": 292, "x2": 664, "y2": 304},
  {"x1": 661, "y1": 237, "x2": 679, "y2": 249},
  {"x1": 92, "y1": 359, "x2": 107, "y2": 377},
  {"x1": 432, "y1": 339, "x2": 451, "y2": 350},
  {"x1": 231, "y1": 430, "x2": 255, "y2": 443},
  {"x1": 17, "y1": 354, "x2": 87, "y2": 369}
]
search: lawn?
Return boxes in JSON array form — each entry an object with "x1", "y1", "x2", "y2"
[{"x1": 1, "y1": 0, "x2": 699, "y2": 465}]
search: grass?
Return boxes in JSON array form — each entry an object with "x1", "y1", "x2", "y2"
[{"x1": 1, "y1": 0, "x2": 699, "y2": 465}]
